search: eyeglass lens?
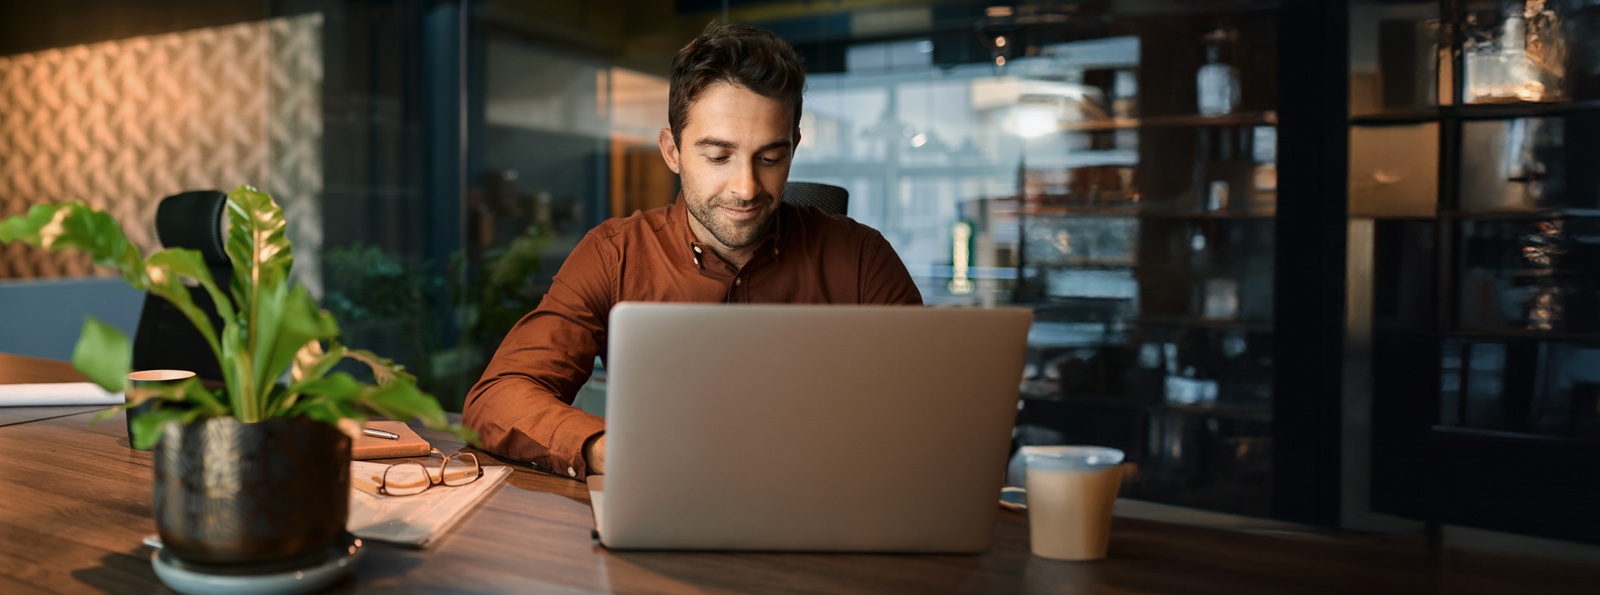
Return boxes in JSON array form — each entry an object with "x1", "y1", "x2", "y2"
[
  {"x1": 383, "y1": 462, "x2": 433, "y2": 496},
  {"x1": 442, "y1": 453, "x2": 481, "y2": 486},
  {"x1": 380, "y1": 453, "x2": 482, "y2": 496}
]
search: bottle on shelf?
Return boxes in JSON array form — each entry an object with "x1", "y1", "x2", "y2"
[{"x1": 1197, "y1": 28, "x2": 1241, "y2": 117}]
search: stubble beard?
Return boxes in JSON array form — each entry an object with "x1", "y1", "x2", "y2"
[{"x1": 686, "y1": 191, "x2": 779, "y2": 250}]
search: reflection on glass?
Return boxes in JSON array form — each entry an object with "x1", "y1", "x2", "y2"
[
  {"x1": 1460, "y1": 117, "x2": 1573, "y2": 212},
  {"x1": 1348, "y1": 123, "x2": 1439, "y2": 217},
  {"x1": 1456, "y1": 216, "x2": 1599, "y2": 334},
  {"x1": 1463, "y1": 0, "x2": 1568, "y2": 103},
  {"x1": 1348, "y1": 1, "x2": 1441, "y2": 115},
  {"x1": 1441, "y1": 339, "x2": 1600, "y2": 439}
]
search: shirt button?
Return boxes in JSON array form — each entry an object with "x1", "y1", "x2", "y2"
[
  {"x1": 693, "y1": 257, "x2": 700, "y2": 266},
  {"x1": 693, "y1": 245, "x2": 702, "y2": 254},
  {"x1": 735, "y1": 277, "x2": 742, "y2": 286},
  {"x1": 567, "y1": 467, "x2": 577, "y2": 477}
]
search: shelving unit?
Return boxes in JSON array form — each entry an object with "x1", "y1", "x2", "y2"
[
  {"x1": 1060, "y1": 111, "x2": 1278, "y2": 131},
  {"x1": 1006, "y1": 10, "x2": 1282, "y2": 518},
  {"x1": 1354, "y1": 0, "x2": 1600, "y2": 544}
]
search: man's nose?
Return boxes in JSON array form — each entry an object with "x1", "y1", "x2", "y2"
[{"x1": 728, "y1": 160, "x2": 761, "y2": 202}]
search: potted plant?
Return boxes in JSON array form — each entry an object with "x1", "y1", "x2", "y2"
[{"x1": 0, "y1": 185, "x2": 475, "y2": 568}]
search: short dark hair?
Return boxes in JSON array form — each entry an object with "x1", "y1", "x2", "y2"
[{"x1": 668, "y1": 23, "x2": 806, "y2": 146}]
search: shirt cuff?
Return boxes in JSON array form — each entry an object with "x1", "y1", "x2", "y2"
[{"x1": 547, "y1": 413, "x2": 606, "y2": 480}]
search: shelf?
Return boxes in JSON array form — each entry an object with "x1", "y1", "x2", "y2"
[
  {"x1": 1138, "y1": 209, "x2": 1276, "y2": 220},
  {"x1": 1060, "y1": 112, "x2": 1277, "y2": 132},
  {"x1": 1009, "y1": 198, "x2": 1275, "y2": 219},
  {"x1": 1350, "y1": 100, "x2": 1600, "y2": 126},
  {"x1": 1017, "y1": 386, "x2": 1272, "y2": 421},
  {"x1": 1135, "y1": 315, "x2": 1273, "y2": 332},
  {"x1": 1443, "y1": 329, "x2": 1600, "y2": 344},
  {"x1": 1017, "y1": 202, "x2": 1140, "y2": 217},
  {"x1": 1438, "y1": 208, "x2": 1600, "y2": 221}
]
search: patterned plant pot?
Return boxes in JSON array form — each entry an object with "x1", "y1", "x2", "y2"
[{"x1": 153, "y1": 416, "x2": 350, "y2": 566}]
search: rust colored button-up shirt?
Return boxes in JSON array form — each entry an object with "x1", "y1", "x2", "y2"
[{"x1": 463, "y1": 196, "x2": 923, "y2": 479}]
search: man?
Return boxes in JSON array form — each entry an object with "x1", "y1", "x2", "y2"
[{"x1": 464, "y1": 24, "x2": 922, "y2": 480}]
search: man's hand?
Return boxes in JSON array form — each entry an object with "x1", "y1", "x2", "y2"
[{"x1": 583, "y1": 433, "x2": 606, "y2": 475}]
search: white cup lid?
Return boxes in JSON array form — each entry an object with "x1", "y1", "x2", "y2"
[{"x1": 1021, "y1": 445, "x2": 1125, "y2": 472}]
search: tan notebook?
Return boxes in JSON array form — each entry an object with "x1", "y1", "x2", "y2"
[{"x1": 351, "y1": 421, "x2": 432, "y2": 460}]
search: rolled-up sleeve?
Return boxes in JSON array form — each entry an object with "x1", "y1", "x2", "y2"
[{"x1": 464, "y1": 230, "x2": 615, "y2": 479}]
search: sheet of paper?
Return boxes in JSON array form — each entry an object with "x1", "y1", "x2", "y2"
[
  {"x1": 0, "y1": 383, "x2": 123, "y2": 407},
  {"x1": 347, "y1": 460, "x2": 510, "y2": 548}
]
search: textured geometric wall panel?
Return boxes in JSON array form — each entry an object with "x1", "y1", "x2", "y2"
[{"x1": 0, "y1": 14, "x2": 323, "y2": 293}]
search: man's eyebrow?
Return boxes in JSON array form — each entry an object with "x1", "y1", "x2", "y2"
[
  {"x1": 692, "y1": 138, "x2": 794, "y2": 152},
  {"x1": 756, "y1": 139, "x2": 793, "y2": 153}
]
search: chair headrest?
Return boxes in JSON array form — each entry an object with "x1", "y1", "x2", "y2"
[{"x1": 155, "y1": 190, "x2": 229, "y2": 265}]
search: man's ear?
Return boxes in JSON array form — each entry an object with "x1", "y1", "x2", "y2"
[
  {"x1": 658, "y1": 128, "x2": 681, "y2": 175},
  {"x1": 793, "y1": 128, "x2": 802, "y2": 151}
]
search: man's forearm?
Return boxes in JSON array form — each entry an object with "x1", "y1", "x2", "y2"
[{"x1": 463, "y1": 376, "x2": 606, "y2": 478}]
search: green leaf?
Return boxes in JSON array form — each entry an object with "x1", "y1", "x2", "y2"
[
  {"x1": 266, "y1": 287, "x2": 339, "y2": 386},
  {"x1": 362, "y1": 381, "x2": 447, "y2": 428},
  {"x1": 224, "y1": 185, "x2": 293, "y2": 317},
  {"x1": 127, "y1": 376, "x2": 228, "y2": 416},
  {"x1": 71, "y1": 318, "x2": 130, "y2": 393},
  {"x1": 289, "y1": 372, "x2": 366, "y2": 401},
  {"x1": 129, "y1": 407, "x2": 202, "y2": 450},
  {"x1": 147, "y1": 248, "x2": 236, "y2": 323},
  {"x1": 295, "y1": 399, "x2": 365, "y2": 428},
  {"x1": 141, "y1": 253, "x2": 225, "y2": 368},
  {"x1": 292, "y1": 340, "x2": 334, "y2": 383},
  {"x1": 1, "y1": 202, "x2": 146, "y2": 285},
  {"x1": 344, "y1": 349, "x2": 415, "y2": 385}
]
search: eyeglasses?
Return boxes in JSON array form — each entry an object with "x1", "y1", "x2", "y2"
[{"x1": 376, "y1": 448, "x2": 482, "y2": 496}]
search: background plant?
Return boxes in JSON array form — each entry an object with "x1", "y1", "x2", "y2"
[
  {"x1": 322, "y1": 224, "x2": 551, "y2": 411},
  {"x1": 0, "y1": 185, "x2": 476, "y2": 448}
]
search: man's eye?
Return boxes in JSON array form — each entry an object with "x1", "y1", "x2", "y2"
[{"x1": 707, "y1": 155, "x2": 730, "y2": 164}]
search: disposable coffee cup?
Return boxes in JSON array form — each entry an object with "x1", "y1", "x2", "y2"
[
  {"x1": 1022, "y1": 445, "x2": 1127, "y2": 561},
  {"x1": 125, "y1": 370, "x2": 196, "y2": 451}
]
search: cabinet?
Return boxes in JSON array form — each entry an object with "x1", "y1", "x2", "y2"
[
  {"x1": 1011, "y1": 11, "x2": 1281, "y2": 517},
  {"x1": 1352, "y1": 0, "x2": 1600, "y2": 543}
]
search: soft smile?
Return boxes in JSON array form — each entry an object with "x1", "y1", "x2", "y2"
[{"x1": 719, "y1": 205, "x2": 762, "y2": 221}]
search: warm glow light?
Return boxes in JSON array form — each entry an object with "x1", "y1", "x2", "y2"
[
  {"x1": 996, "y1": 56, "x2": 1006, "y2": 67},
  {"x1": 1011, "y1": 105, "x2": 1057, "y2": 138},
  {"x1": 911, "y1": 133, "x2": 928, "y2": 147},
  {"x1": 986, "y1": 6, "x2": 1013, "y2": 18},
  {"x1": 949, "y1": 221, "x2": 974, "y2": 295},
  {"x1": 995, "y1": 36, "x2": 1007, "y2": 47}
]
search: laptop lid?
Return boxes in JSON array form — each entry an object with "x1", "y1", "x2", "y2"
[{"x1": 594, "y1": 303, "x2": 1032, "y2": 552}]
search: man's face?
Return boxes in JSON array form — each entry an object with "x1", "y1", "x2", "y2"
[{"x1": 659, "y1": 82, "x2": 799, "y2": 253}]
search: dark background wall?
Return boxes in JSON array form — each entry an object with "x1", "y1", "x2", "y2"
[{"x1": 0, "y1": 1, "x2": 280, "y2": 56}]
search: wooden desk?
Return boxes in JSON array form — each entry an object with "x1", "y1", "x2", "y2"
[
  {"x1": 0, "y1": 352, "x2": 105, "y2": 427},
  {"x1": 1, "y1": 359, "x2": 1597, "y2": 593}
]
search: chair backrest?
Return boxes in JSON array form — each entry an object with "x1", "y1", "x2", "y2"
[
  {"x1": 781, "y1": 181, "x2": 848, "y2": 216},
  {"x1": 131, "y1": 191, "x2": 232, "y2": 381}
]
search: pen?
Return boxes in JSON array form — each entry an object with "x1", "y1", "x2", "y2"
[{"x1": 362, "y1": 427, "x2": 399, "y2": 440}]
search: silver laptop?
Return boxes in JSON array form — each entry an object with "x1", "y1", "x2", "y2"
[{"x1": 588, "y1": 303, "x2": 1032, "y2": 552}]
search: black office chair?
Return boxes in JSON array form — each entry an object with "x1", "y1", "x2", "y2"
[
  {"x1": 131, "y1": 190, "x2": 232, "y2": 382},
  {"x1": 781, "y1": 181, "x2": 848, "y2": 216}
]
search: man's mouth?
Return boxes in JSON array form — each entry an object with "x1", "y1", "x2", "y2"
[{"x1": 719, "y1": 204, "x2": 762, "y2": 221}]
